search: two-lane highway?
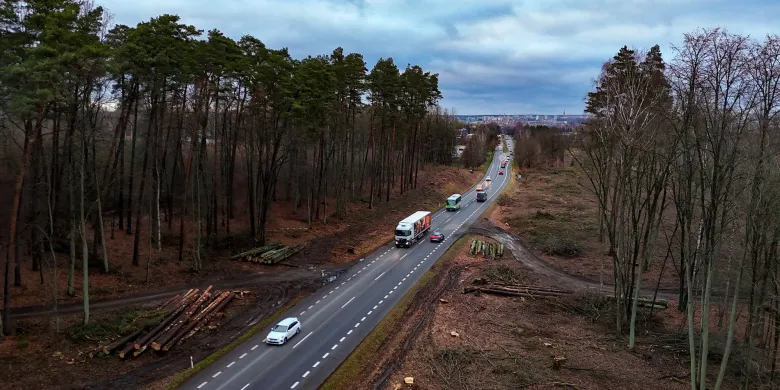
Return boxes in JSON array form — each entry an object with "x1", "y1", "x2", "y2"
[{"x1": 183, "y1": 140, "x2": 513, "y2": 390}]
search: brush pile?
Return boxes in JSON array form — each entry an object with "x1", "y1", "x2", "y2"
[
  {"x1": 231, "y1": 243, "x2": 307, "y2": 264},
  {"x1": 98, "y1": 286, "x2": 235, "y2": 359},
  {"x1": 469, "y1": 239, "x2": 504, "y2": 258}
]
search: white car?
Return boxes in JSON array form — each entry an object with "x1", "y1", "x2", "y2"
[
  {"x1": 265, "y1": 317, "x2": 301, "y2": 345},
  {"x1": 486, "y1": 176, "x2": 492, "y2": 181}
]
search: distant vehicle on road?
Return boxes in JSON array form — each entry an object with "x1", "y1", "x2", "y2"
[
  {"x1": 446, "y1": 194, "x2": 462, "y2": 211},
  {"x1": 395, "y1": 211, "x2": 432, "y2": 248},
  {"x1": 266, "y1": 317, "x2": 301, "y2": 345},
  {"x1": 476, "y1": 179, "x2": 491, "y2": 202},
  {"x1": 499, "y1": 170, "x2": 504, "y2": 175},
  {"x1": 430, "y1": 231, "x2": 444, "y2": 243}
]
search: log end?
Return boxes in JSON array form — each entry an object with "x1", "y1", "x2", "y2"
[
  {"x1": 151, "y1": 342, "x2": 161, "y2": 351},
  {"x1": 133, "y1": 343, "x2": 141, "y2": 350}
]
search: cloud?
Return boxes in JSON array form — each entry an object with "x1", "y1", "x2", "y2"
[{"x1": 104, "y1": 0, "x2": 779, "y2": 114}]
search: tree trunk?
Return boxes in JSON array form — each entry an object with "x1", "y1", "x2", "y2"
[
  {"x1": 2, "y1": 118, "x2": 35, "y2": 335},
  {"x1": 126, "y1": 95, "x2": 140, "y2": 234}
]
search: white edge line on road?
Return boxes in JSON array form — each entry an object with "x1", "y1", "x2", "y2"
[
  {"x1": 374, "y1": 271, "x2": 386, "y2": 281},
  {"x1": 293, "y1": 331, "x2": 313, "y2": 348},
  {"x1": 197, "y1": 382, "x2": 207, "y2": 389},
  {"x1": 341, "y1": 296, "x2": 356, "y2": 309}
]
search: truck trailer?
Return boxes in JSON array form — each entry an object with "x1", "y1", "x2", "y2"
[
  {"x1": 394, "y1": 211, "x2": 432, "y2": 248},
  {"x1": 476, "y1": 179, "x2": 490, "y2": 202}
]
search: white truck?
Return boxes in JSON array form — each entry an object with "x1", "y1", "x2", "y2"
[{"x1": 394, "y1": 211, "x2": 432, "y2": 248}]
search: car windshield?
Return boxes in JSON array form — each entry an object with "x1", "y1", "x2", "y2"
[
  {"x1": 272, "y1": 324, "x2": 288, "y2": 332},
  {"x1": 447, "y1": 199, "x2": 456, "y2": 205},
  {"x1": 395, "y1": 229, "x2": 411, "y2": 236},
  {"x1": 433, "y1": 232, "x2": 442, "y2": 236}
]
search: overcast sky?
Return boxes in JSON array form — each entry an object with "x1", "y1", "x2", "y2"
[{"x1": 102, "y1": 0, "x2": 778, "y2": 115}]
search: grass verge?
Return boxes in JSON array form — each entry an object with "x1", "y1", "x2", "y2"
[
  {"x1": 502, "y1": 138, "x2": 509, "y2": 153},
  {"x1": 164, "y1": 297, "x2": 303, "y2": 390},
  {"x1": 320, "y1": 236, "x2": 470, "y2": 390}
]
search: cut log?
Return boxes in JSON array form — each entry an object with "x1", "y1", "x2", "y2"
[
  {"x1": 119, "y1": 341, "x2": 136, "y2": 359},
  {"x1": 102, "y1": 327, "x2": 145, "y2": 355},
  {"x1": 261, "y1": 243, "x2": 306, "y2": 264},
  {"x1": 159, "y1": 289, "x2": 196, "y2": 312},
  {"x1": 151, "y1": 287, "x2": 214, "y2": 351},
  {"x1": 176, "y1": 292, "x2": 235, "y2": 347},
  {"x1": 133, "y1": 289, "x2": 201, "y2": 350},
  {"x1": 163, "y1": 291, "x2": 232, "y2": 351},
  {"x1": 230, "y1": 243, "x2": 283, "y2": 260},
  {"x1": 464, "y1": 286, "x2": 570, "y2": 298}
]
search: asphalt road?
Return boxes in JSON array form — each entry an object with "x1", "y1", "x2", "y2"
[{"x1": 181, "y1": 141, "x2": 513, "y2": 390}]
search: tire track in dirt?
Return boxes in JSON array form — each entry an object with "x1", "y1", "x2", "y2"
[
  {"x1": 8, "y1": 264, "x2": 349, "y2": 319},
  {"x1": 467, "y1": 219, "x2": 680, "y2": 301},
  {"x1": 366, "y1": 259, "x2": 463, "y2": 390}
]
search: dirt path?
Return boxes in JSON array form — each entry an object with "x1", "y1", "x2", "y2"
[
  {"x1": 467, "y1": 219, "x2": 680, "y2": 301},
  {"x1": 9, "y1": 263, "x2": 351, "y2": 319}
]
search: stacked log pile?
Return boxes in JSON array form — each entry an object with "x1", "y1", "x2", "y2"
[
  {"x1": 464, "y1": 284, "x2": 572, "y2": 298},
  {"x1": 463, "y1": 283, "x2": 669, "y2": 308},
  {"x1": 469, "y1": 239, "x2": 504, "y2": 259},
  {"x1": 232, "y1": 243, "x2": 307, "y2": 264},
  {"x1": 98, "y1": 286, "x2": 235, "y2": 359}
]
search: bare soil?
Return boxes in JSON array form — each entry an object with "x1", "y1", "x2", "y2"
[
  {"x1": 349, "y1": 230, "x2": 740, "y2": 390},
  {"x1": 0, "y1": 163, "x2": 482, "y2": 389}
]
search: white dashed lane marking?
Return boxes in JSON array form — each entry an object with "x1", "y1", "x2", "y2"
[
  {"x1": 240, "y1": 353, "x2": 247, "y2": 359},
  {"x1": 227, "y1": 361, "x2": 235, "y2": 368},
  {"x1": 291, "y1": 382, "x2": 299, "y2": 389},
  {"x1": 197, "y1": 382, "x2": 207, "y2": 389},
  {"x1": 251, "y1": 345, "x2": 258, "y2": 350},
  {"x1": 213, "y1": 371, "x2": 222, "y2": 378},
  {"x1": 341, "y1": 297, "x2": 355, "y2": 309},
  {"x1": 323, "y1": 353, "x2": 329, "y2": 358},
  {"x1": 313, "y1": 361, "x2": 320, "y2": 368}
]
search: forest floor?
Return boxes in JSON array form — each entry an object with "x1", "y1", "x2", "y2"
[
  {"x1": 0, "y1": 162, "x2": 483, "y2": 389},
  {"x1": 332, "y1": 165, "x2": 745, "y2": 390}
]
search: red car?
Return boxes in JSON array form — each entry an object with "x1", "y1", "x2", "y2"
[
  {"x1": 499, "y1": 170, "x2": 504, "y2": 175},
  {"x1": 429, "y1": 231, "x2": 444, "y2": 242}
]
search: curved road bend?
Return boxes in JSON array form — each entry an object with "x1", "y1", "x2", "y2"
[{"x1": 182, "y1": 141, "x2": 514, "y2": 390}]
